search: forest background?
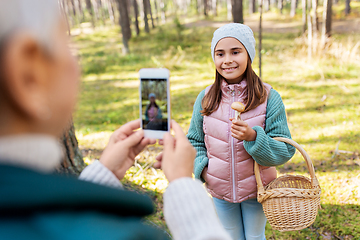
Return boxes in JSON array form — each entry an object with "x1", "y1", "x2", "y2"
[{"x1": 59, "y1": 0, "x2": 360, "y2": 239}]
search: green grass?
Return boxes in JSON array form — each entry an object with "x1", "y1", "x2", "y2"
[{"x1": 73, "y1": 15, "x2": 360, "y2": 239}]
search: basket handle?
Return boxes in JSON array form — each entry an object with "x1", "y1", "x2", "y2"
[{"x1": 254, "y1": 137, "x2": 320, "y2": 194}]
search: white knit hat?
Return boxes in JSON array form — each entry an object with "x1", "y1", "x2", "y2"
[{"x1": 211, "y1": 23, "x2": 256, "y2": 63}]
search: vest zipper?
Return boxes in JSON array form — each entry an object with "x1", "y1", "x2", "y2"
[{"x1": 231, "y1": 90, "x2": 236, "y2": 202}]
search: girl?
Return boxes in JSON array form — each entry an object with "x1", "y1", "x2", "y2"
[
  {"x1": 145, "y1": 93, "x2": 162, "y2": 121},
  {"x1": 187, "y1": 23, "x2": 296, "y2": 240},
  {"x1": 145, "y1": 93, "x2": 163, "y2": 130}
]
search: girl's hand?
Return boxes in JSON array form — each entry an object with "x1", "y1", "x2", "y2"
[{"x1": 229, "y1": 118, "x2": 257, "y2": 141}]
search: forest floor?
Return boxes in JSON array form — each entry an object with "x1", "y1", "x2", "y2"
[{"x1": 73, "y1": 8, "x2": 360, "y2": 240}]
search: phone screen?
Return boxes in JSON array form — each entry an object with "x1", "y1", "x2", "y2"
[{"x1": 140, "y1": 78, "x2": 169, "y2": 131}]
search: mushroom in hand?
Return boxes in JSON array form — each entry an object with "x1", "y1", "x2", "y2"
[{"x1": 231, "y1": 102, "x2": 245, "y2": 120}]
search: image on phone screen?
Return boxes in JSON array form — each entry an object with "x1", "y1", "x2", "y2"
[{"x1": 141, "y1": 78, "x2": 168, "y2": 131}]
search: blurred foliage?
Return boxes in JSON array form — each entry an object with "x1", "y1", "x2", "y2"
[{"x1": 73, "y1": 9, "x2": 360, "y2": 239}]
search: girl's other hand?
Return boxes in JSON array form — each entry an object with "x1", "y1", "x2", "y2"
[{"x1": 229, "y1": 118, "x2": 257, "y2": 142}]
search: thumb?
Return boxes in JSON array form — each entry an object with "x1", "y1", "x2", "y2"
[{"x1": 121, "y1": 130, "x2": 144, "y2": 148}]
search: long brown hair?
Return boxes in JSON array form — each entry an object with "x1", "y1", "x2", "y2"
[{"x1": 201, "y1": 57, "x2": 267, "y2": 116}]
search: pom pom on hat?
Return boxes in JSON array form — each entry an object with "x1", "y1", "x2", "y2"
[{"x1": 211, "y1": 23, "x2": 256, "y2": 63}]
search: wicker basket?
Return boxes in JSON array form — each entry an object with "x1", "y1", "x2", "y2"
[{"x1": 254, "y1": 137, "x2": 321, "y2": 232}]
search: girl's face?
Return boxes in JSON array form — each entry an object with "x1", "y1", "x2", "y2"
[{"x1": 214, "y1": 37, "x2": 248, "y2": 84}]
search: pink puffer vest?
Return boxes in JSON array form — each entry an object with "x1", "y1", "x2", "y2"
[{"x1": 204, "y1": 80, "x2": 277, "y2": 203}]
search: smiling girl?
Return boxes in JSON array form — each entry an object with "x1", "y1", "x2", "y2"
[{"x1": 187, "y1": 23, "x2": 296, "y2": 240}]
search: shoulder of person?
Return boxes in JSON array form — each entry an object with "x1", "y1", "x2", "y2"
[{"x1": 267, "y1": 88, "x2": 283, "y2": 103}]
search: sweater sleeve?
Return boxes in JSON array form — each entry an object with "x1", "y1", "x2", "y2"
[
  {"x1": 243, "y1": 89, "x2": 296, "y2": 166},
  {"x1": 186, "y1": 90, "x2": 208, "y2": 182},
  {"x1": 164, "y1": 177, "x2": 232, "y2": 240},
  {"x1": 79, "y1": 160, "x2": 124, "y2": 189}
]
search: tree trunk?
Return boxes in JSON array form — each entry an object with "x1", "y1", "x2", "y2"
[
  {"x1": 312, "y1": 0, "x2": 319, "y2": 34},
  {"x1": 212, "y1": 0, "x2": 218, "y2": 16},
  {"x1": 77, "y1": 0, "x2": 85, "y2": 21},
  {"x1": 321, "y1": 0, "x2": 331, "y2": 47},
  {"x1": 345, "y1": 0, "x2": 350, "y2": 15},
  {"x1": 147, "y1": 0, "x2": 155, "y2": 28},
  {"x1": 154, "y1": 0, "x2": 159, "y2": 25},
  {"x1": 302, "y1": 0, "x2": 306, "y2": 33},
  {"x1": 227, "y1": 0, "x2": 232, "y2": 20},
  {"x1": 232, "y1": 0, "x2": 243, "y2": 23},
  {"x1": 107, "y1": 0, "x2": 116, "y2": 24},
  {"x1": 160, "y1": 0, "x2": 166, "y2": 23},
  {"x1": 204, "y1": 0, "x2": 208, "y2": 16},
  {"x1": 56, "y1": 122, "x2": 86, "y2": 176},
  {"x1": 307, "y1": 0, "x2": 312, "y2": 59},
  {"x1": 259, "y1": 0, "x2": 263, "y2": 78},
  {"x1": 91, "y1": 0, "x2": 100, "y2": 23},
  {"x1": 249, "y1": 0, "x2": 256, "y2": 14},
  {"x1": 290, "y1": 0, "x2": 297, "y2": 17},
  {"x1": 85, "y1": 0, "x2": 95, "y2": 27},
  {"x1": 133, "y1": 0, "x2": 140, "y2": 35},
  {"x1": 278, "y1": 0, "x2": 283, "y2": 14},
  {"x1": 143, "y1": 0, "x2": 150, "y2": 32},
  {"x1": 195, "y1": 0, "x2": 199, "y2": 13},
  {"x1": 264, "y1": 0, "x2": 269, "y2": 11},
  {"x1": 117, "y1": 0, "x2": 131, "y2": 54}
]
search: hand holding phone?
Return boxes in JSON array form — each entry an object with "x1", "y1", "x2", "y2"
[
  {"x1": 154, "y1": 120, "x2": 196, "y2": 182},
  {"x1": 99, "y1": 120, "x2": 156, "y2": 180},
  {"x1": 139, "y1": 68, "x2": 170, "y2": 139}
]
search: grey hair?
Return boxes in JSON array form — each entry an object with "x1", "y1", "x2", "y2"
[{"x1": 0, "y1": 0, "x2": 62, "y2": 51}]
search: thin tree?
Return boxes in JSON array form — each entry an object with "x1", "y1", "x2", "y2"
[
  {"x1": 227, "y1": 0, "x2": 232, "y2": 20},
  {"x1": 264, "y1": 0, "x2": 269, "y2": 11},
  {"x1": 117, "y1": 0, "x2": 132, "y2": 54},
  {"x1": 302, "y1": 0, "x2": 306, "y2": 33},
  {"x1": 204, "y1": 0, "x2": 208, "y2": 16},
  {"x1": 307, "y1": 0, "x2": 312, "y2": 59},
  {"x1": 143, "y1": 0, "x2": 150, "y2": 32},
  {"x1": 212, "y1": 0, "x2": 218, "y2": 16},
  {"x1": 321, "y1": 0, "x2": 331, "y2": 47},
  {"x1": 345, "y1": 0, "x2": 350, "y2": 15},
  {"x1": 160, "y1": 0, "x2": 166, "y2": 23},
  {"x1": 147, "y1": 0, "x2": 155, "y2": 28},
  {"x1": 312, "y1": 0, "x2": 319, "y2": 33},
  {"x1": 278, "y1": 0, "x2": 283, "y2": 14},
  {"x1": 232, "y1": 0, "x2": 243, "y2": 23},
  {"x1": 133, "y1": 0, "x2": 140, "y2": 35},
  {"x1": 290, "y1": 0, "x2": 297, "y2": 17},
  {"x1": 77, "y1": 0, "x2": 85, "y2": 21},
  {"x1": 154, "y1": 0, "x2": 159, "y2": 25},
  {"x1": 85, "y1": 0, "x2": 95, "y2": 27},
  {"x1": 249, "y1": 0, "x2": 256, "y2": 14},
  {"x1": 107, "y1": 0, "x2": 115, "y2": 25},
  {"x1": 259, "y1": 0, "x2": 263, "y2": 78}
]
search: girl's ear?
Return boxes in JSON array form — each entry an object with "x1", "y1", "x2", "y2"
[{"x1": 1, "y1": 32, "x2": 51, "y2": 121}]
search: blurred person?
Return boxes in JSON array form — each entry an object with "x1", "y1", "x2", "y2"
[{"x1": 0, "y1": 1, "x2": 231, "y2": 239}]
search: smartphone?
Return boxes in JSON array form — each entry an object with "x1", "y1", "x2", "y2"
[{"x1": 139, "y1": 68, "x2": 170, "y2": 139}]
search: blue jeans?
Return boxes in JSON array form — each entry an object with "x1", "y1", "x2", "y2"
[{"x1": 213, "y1": 197, "x2": 266, "y2": 240}]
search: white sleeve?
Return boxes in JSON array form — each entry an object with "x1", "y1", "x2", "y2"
[
  {"x1": 164, "y1": 178, "x2": 231, "y2": 240},
  {"x1": 78, "y1": 160, "x2": 123, "y2": 189}
]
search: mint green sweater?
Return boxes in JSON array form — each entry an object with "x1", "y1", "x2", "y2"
[{"x1": 187, "y1": 88, "x2": 296, "y2": 181}]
